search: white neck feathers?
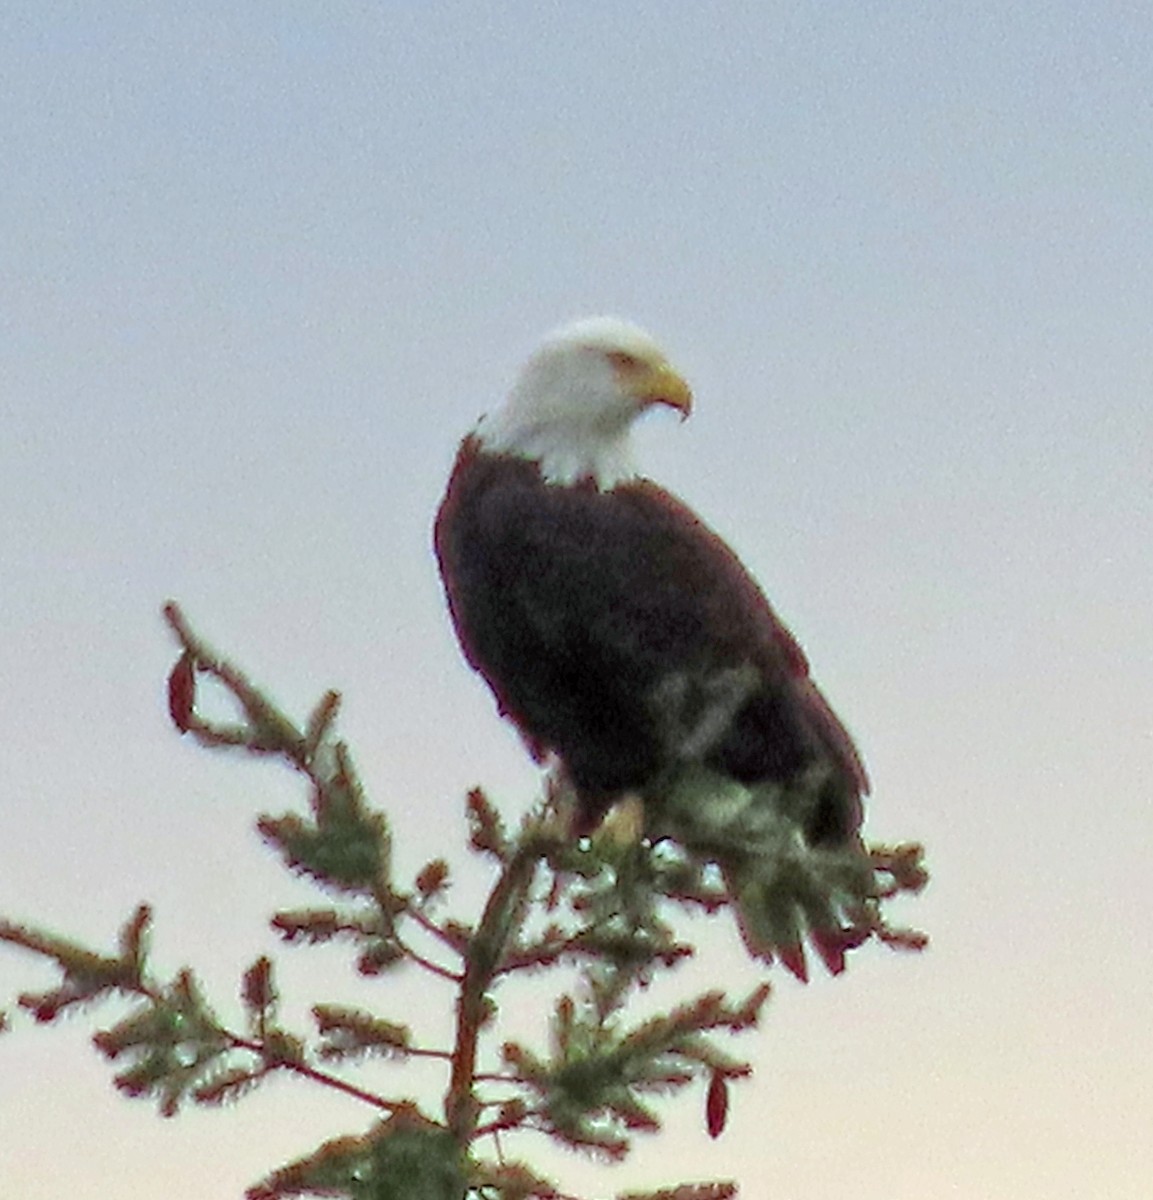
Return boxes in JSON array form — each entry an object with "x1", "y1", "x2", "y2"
[
  {"x1": 475, "y1": 409, "x2": 637, "y2": 489},
  {"x1": 475, "y1": 341, "x2": 641, "y2": 489}
]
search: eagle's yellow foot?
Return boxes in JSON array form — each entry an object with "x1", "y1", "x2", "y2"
[{"x1": 593, "y1": 793, "x2": 647, "y2": 848}]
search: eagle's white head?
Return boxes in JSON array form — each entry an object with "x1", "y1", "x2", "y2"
[{"x1": 476, "y1": 316, "x2": 693, "y2": 489}]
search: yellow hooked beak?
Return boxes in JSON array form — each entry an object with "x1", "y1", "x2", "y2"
[{"x1": 613, "y1": 353, "x2": 694, "y2": 420}]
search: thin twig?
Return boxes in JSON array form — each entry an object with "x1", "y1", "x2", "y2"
[
  {"x1": 446, "y1": 831, "x2": 544, "y2": 1140},
  {"x1": 222, "y1": 1032, "x2": 403, "y2": 1113},
  {"x1": 405, "y1": 905, "x2": 469, "y2": 956},
  {"x1": 392, "y1": 936, "x2": 464, "y2": 984}
]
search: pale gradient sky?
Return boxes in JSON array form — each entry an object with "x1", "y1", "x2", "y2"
[{"x1": 2, "y1": 4, "x2": 1151, "y2": 1198}]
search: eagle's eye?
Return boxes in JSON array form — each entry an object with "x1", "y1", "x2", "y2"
[{"x1": 606, "y1": 350, "x2": 642, "y2": 371}]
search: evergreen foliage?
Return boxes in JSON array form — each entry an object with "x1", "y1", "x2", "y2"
[{"x1": 0, "y1": 604, "x2": 927, "y2": 1199}]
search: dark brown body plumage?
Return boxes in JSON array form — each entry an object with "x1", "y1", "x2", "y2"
[{"x1": 434, "y1": 437, "x2": 867, "y2": 843}]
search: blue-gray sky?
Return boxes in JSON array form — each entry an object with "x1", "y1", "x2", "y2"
[{"x1": 2, "y1": 4, "x2": 1150, "y2": 1197}]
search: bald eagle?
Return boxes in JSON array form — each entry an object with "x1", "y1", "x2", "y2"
[{"x1": 434, "y1": 318, "x2": 868, "y2": 870}]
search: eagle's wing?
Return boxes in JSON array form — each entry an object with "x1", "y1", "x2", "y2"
[{"x1": 436, "y1": 444, "x2": 866, "y2": 812}]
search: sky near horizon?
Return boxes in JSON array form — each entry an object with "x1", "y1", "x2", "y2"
[{"x1": 2, "y1": 4, "x2": 1151, "y2": 1198}]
